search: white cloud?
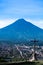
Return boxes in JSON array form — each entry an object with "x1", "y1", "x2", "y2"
[
  {"x1": 26, "y1": 19, "x2": 43, "y2": 29},
  {"x1": 0, "y1": 19, "x2": 17, "y2": 28}
]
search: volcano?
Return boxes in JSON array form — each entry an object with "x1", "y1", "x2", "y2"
[{"x1": 0, "y1": 19, "x2": 43, "y2": 44}]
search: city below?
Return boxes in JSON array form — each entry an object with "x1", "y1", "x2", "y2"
[{"x1": 0, "y1": 41, "x2": 43, "y2": 62}]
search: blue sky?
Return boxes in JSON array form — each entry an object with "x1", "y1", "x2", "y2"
[{"x1": 0, "y1": 0, "x2": 43, "y2": 28}]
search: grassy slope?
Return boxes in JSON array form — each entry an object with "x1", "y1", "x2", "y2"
[{"x1": 0, "y1": 61, "x2": 43, "y2": 65}]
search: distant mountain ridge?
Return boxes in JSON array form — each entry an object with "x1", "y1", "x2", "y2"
[{"x1": 0, "y1": 19, "x2": 43, "y2": 43}]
